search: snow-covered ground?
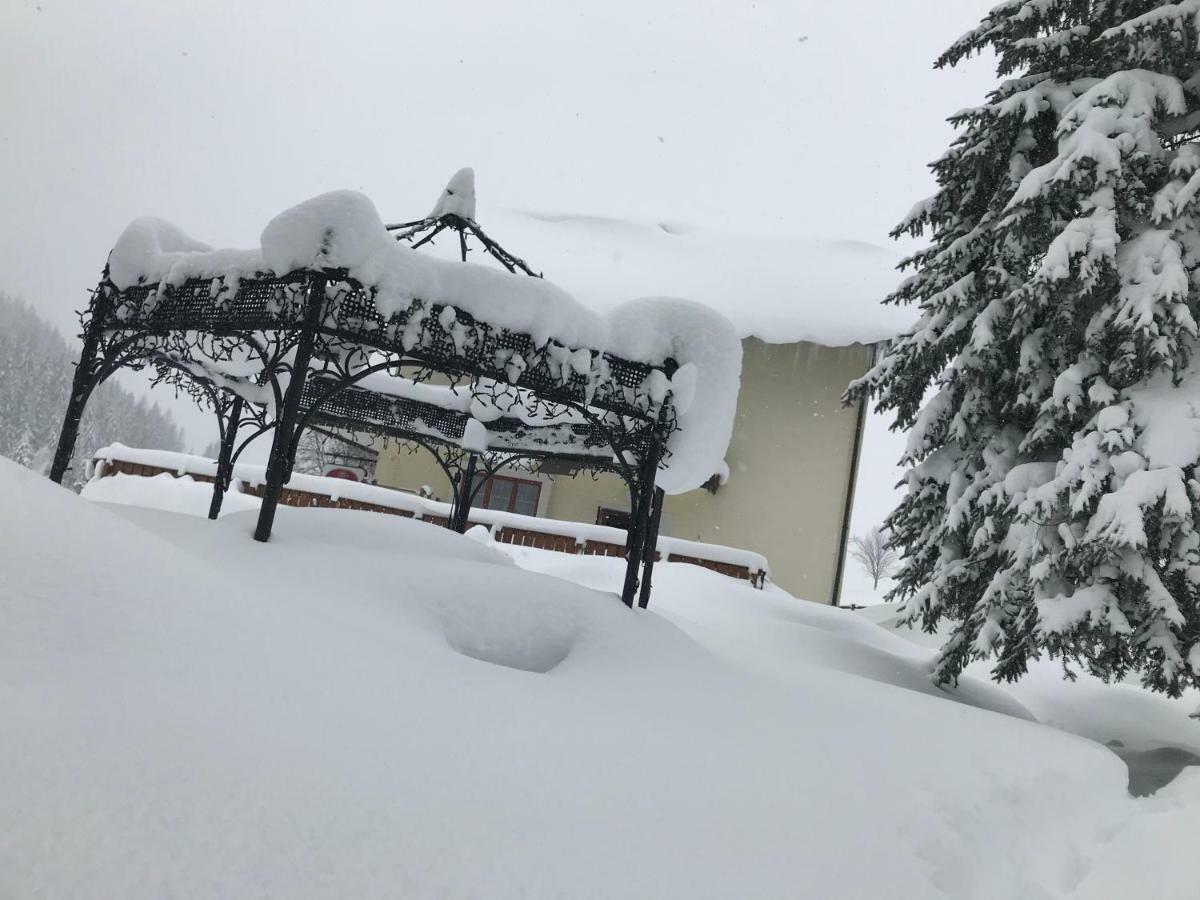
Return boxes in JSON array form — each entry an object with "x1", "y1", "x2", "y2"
[{"x1": 2, "y1": 457, "x2": 1197, "y2": 898}]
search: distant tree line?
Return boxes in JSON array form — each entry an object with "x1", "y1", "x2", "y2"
[{"x1": 0, "y1": 293, "x2": 183, "y2": 484}]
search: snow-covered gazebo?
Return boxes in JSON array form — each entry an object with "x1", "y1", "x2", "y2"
[{"x1": 49, "y1": 187, "x2": 742, "y2": 608}]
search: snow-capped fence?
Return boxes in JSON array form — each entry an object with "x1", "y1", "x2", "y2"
[{"x1": 92, "y1": 445, "x2": 768, "y2": 587}]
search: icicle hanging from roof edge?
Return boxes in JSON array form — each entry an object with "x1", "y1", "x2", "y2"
[{"x1": 430, "y1": 168, "x2": 477, "y2": 220}]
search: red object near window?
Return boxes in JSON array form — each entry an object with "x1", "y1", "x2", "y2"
[{"x1": 324, "y1": 467, "x2": 362, "y2": 482}]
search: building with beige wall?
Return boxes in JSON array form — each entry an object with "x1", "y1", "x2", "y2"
[
  {"x1": 370, "y1": 202, "x2": 907, "y2": 603},
  {"x1": 375, "y1": 336, "x2": 876, "y2": 603}
]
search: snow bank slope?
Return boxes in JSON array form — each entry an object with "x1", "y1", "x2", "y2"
[
  {"x1": 507, "y1": 546, "x2": 1034, "y2": 719},
  {"x1": 862, "y1": 602, "x2": 1200, "y2": 761},
  {"x1": 0, "y1": 456, "x2": 1175, "y2": 898},
  {"x1": 506, "y1": 546, "x2": 1200, "y2": 898}
]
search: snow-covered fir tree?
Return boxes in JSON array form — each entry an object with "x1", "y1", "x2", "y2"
[
  {"x1": 0, "y1": 293, "x2": 184, "y2": 480},
  {"x1": 850, "y1": 1, "x2": 1200, "y2": 695}
]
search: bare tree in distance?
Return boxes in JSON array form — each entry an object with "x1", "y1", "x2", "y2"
[
  {"x1": 294, "y1": 426, "x2": 379, "y2": 481},
  {"x1": 849, "y1": 527, "x2": 898, "y2": 590}
]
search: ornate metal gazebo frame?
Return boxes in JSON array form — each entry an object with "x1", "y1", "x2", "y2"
[{"x1": 50, "y1": 205, "x2": 677, "y2": 608}]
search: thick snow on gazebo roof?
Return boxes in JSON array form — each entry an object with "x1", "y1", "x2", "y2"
[
  {"x1": 104, "y1": 190, "x2": 743, "y2": 495},
  {"x1": 410, "y1": 206, "x2": 912, "y2": 347}
]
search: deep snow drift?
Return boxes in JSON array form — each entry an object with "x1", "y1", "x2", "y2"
[{"x1": 2, "y1": 458, "x2": 1198, "y2": 898}]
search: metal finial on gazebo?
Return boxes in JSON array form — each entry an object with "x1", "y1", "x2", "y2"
[{"x1": 385, "y1": 168, "x2": 541, "y2": 276}]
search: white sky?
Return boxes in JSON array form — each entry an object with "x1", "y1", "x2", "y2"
[{"x1": 1, "y1": 0, "x2": 998, "y2": 593}]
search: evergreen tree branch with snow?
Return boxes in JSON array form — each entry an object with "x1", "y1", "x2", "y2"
[{"x1": 849, "y1": 1, "x2": 1200, "y2": 696}]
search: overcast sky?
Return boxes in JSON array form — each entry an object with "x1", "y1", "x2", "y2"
[{"x1": 1, "y1": 0, "x2": 999, "y2": 590}]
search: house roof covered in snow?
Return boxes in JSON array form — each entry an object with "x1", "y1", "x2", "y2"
[{"x1": 410, "y1": 205, "x2": 914, "y2": 347}]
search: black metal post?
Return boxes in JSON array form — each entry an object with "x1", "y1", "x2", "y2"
[
  {"x1": 452, "y1": 452, "x2": 479, "y2": 533},
  {"x1": 621, "y1": 431, "x2": 665, "y2": 608},
  {"x1": 637, "y1": 486, "x2": 665, "y2": 609},
  {"x1": 49, "y1": 286, "x2": 113, "y2": 484},
  {"x1": 253, "y1": 276, "x2": 325, "y2": 542},
  {"x1": 622, "y1": 484, "x2": 641, "y2": 558},
  {"x1": 619, "y1": 494, "x2": 646, "y2": 608},
  {"x1": 208, "y1": 395, "x2": 244, "y2": 520},
  {"x1": 620, "y1": 452, "x2": 657, "y2": 607}
]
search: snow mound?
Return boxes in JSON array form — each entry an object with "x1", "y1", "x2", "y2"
[
  {"x1": 509, "y1": 547, "x2": 1033, "y2": 719},
  {"x1": 434, "y1": 586, "x2": 583, "y2": 673},
  {"x1": 83, "y1": 471, "x2": 260, "y2": 516},
  {"x1": 429, "y1": 167, "x2": 477, "y2": 219},
  {"x1": 107, "y1": 218, "x2": 259, "y2": 290},
  {"x1": 107, "y1": 217, "x2": 210, "y2": 289},
  {"x1": 609, "y1": 297, "x2": 742, "y2": 493},
  {"x1": 862, "y1": 602, "x2": 1200, "y2": 761},
  {"x1": 260, "y1": 189, "x2": 392, "y2": 273}
]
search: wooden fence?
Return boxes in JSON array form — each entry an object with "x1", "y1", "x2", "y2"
[{"x1": 96, "y1": 457, "x2": 767, "y2": 587}]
